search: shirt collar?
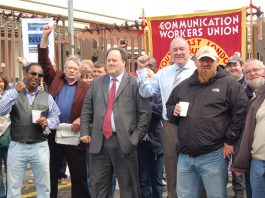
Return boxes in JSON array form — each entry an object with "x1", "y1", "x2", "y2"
[
  {"x1": 238, "y1": 75, "x2": 245, "y2": 82},
  {"x1": 24, "y1": 86, "x2": 40, "y2": 96},
  {"x1": 174, "y1": 59, "x2": 194, "y2": 71},
  {"x1": 109, "y1": 72, "x2": 124, "y2": 82},
  {"x1": 64, "y1": 76, "x2": 78, "y2": 85}
]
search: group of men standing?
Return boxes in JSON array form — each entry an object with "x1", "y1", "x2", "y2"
[{"x1": 0, "y1": 23, "x2": 264, "y2": 198}]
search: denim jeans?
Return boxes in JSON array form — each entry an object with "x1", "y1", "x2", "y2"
[
  {"x1": 245, "y1": 171, "x2": 252, "y2": 198},
  {"x1": 177, "y1": 148, "x2": 228, "y2": 198},
  {"x1": 58, "y1": 158, "x2": 67, "y2": 179},
  {"x1": 138, "y1": 141, "x2": 164, "y2": 198},
  {"x1": 7, "y1": 141, "x2": 50, "y2": 198},
  {"x1": 232, "y1": 171, "x2": 245, "y2": 197},
  {"x1": 250, "y1": 158, "x2": 265, "y2": 198},
  {"x1": 232, "y1": 139, "x2": 245, "y2": 197},
  {"x1": 0, "y1": 147, "x2": 8, "y2": 198}
]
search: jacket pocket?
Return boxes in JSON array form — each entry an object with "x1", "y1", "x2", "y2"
[{"x1": 128, "y1": 124, "x2": 136, "y2": 134}]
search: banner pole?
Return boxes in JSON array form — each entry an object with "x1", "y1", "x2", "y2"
[
  {"x1": 142, "y1": 8, "x2": 148, "y2": 55},
  {"x1": 250, "y1": 0, "x2": 254, "y2": 58}
]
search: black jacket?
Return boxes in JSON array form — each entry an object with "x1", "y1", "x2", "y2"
[{"x1": 166, "y1": 68, "x2": 249, "y2": 156}]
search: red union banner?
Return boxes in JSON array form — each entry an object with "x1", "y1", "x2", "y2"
[{"x1": 147, "y1": 8, "x2": 246, "y2": 69}]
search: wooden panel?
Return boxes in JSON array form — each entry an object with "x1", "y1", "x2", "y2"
[
  {"x1": 57, "y1": 25, "x2": 62, "y2": 70},
  {"x1": 253, "y1": 21, "x2": 265, "y2": 62},
  {"x1": 80, "y1": 38, "x2": 92, "y2": 60},
  {"x1": 97, "y1": 37, "x2": 105, "y2": 62},
  {"x1": 0, "y1": 26, "x2": 2, "y2": 72},
  {"x1": 110, "y1": 38, "x2": 114, "y2": 47},
  {"x1": 74, "y1": 34, "x2": 79, "y2": 56},
  {"x1": 62, "y1": 21, "x2": 67, "y2": 68},
  {"x1": 4, "y1": 24, "x2": 9, "y2": 77},
  {"x1": 17, "y1": 25, "x2": 24, "y2": 80},
  {"x1": 11, "y1": 23, "x2": 16, "y2": 83},
  {"x1": 129, "y1": 35, "x2": 135, "y2": 72}
]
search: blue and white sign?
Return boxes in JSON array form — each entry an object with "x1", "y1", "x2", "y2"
[{"x1": 21, "y1": 18, "x2": 54, "y2": 63}]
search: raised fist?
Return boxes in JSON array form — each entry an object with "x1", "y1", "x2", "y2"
[
  {"x1": 42, "y1": 23, "x2": 53, "y2": 36},
  {"x1": 15, "y1": 81, "x2": 25, "y2": 93},
  {"x1": 17, "y1": 56, "x2": 27, "y2": 66},
  {"x1": 137, "y1": 55, "x2": 150, "y2": 69}
]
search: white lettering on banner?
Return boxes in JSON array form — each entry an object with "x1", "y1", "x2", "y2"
[
  {"x1": 159, "y1": 28, "x2": 203, "y2": 38},
  {"x1": 159, "y1": 16, "x2": 239, "y2": 30},
  {"x1": 158, "y1": 15, "x2": 240, "y2": 39},
  {"x1": 208, "y1": 26, "x2": 239, "y2": 36}
]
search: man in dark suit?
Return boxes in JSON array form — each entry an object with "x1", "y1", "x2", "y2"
[{"x1": 80, "y1": 47, "x2": 151, "y2": 198}]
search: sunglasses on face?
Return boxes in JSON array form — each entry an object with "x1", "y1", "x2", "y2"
[{"x1": 28, "y1": 72, "x2": 44, "y2": 78}]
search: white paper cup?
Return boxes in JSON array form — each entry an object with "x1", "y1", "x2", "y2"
[
  {"x1": 179, "y1": 102, "x2": 189, "y2": 117},
  {"x1": 32, "y1": 110, "x2": 42, "y2": 123}
]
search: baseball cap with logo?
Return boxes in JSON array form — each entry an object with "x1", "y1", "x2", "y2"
[{"x1": 196, "y1": 46, "x2": 218, "y2": 61}]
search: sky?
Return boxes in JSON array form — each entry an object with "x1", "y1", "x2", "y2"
[
  {"x1": 30, "y1": 0, "x2": 265, "y2": 21},
  {"x1": 85, "y1": 0, "x2": 265, "y2": 20}
]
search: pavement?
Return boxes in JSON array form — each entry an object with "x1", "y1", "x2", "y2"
[{"x1": 12, "y1": 166, "x2": 243, "y2": 198}]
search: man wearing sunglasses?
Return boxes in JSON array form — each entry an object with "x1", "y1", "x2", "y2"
[
  {"x1": 0, "y1": 63, "x2": 60, "y2": 197},
  {"x1": 38, "y1": 24, "x2": 90, "y2": 198}
]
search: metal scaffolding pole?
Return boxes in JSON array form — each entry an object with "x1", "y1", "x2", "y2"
[
  {"x1": 250, "y1": 0, "x2": 254, "y2": 58},
  {"x1": 68, "y1": 0, "x2": 74, "y2": 55}
]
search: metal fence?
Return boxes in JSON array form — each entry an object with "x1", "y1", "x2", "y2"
[
  {"x1": 0, "y1": 20, "x2": 146, "y2": 82},
  {"x1": 1, "y1": 14, "x2": 264, "y2": 83}
]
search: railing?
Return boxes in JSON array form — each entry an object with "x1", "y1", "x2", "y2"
[{"x1": 0, "y1": 19, "x2": 146, "y2": 82}]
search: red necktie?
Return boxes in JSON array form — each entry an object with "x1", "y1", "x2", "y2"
[{"x1": 103, "y1": 78, "x2": 116, "y2": 139}]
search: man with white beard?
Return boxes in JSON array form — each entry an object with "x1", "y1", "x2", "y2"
[
  {"x1": 239, "y1": 59, "x2": 265, "y2": 198},
  {"x1": 243, "y1": 59, "x2": 265, "y2": 99}
]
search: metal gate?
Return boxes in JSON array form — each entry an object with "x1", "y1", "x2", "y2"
[{"x1": 0, "y1": 15, "x2": 146, "y2": 82}]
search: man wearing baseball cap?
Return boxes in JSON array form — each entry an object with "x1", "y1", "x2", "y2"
[
  {"x1": 166, "y1": 46, "x2": 249, "y2": 197},
  {"x1": 226, "y1": 54, "x2": 247, "y2": 198},
  {"x1": 227, "y1": 55, "x2": 245, "y2": 85}
]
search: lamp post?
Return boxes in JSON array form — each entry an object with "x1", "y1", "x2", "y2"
[{"x1": 68, "y1": 0, "x2": 74, "y2": 55}]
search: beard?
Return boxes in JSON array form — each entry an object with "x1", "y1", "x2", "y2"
[
  {"x1": 246, "y1": 77, "x2": 265, "y2": 90},
  {"x1": 198, "y1": 67, "x2": 216, "y2": 84}
]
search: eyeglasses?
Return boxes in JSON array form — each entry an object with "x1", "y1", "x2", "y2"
[
  {"x1": 28, "y1": 72, "x2": 43, "y2": 78},
  {"x1": 66, "y1": 66, "x2": 80, "y2": 71},
  {"x1": 244, "y1": 68, "x2": 264, "y2": 75}
]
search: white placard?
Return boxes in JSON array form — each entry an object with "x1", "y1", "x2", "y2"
[
  {"x1": 21, "y1": 18, "x2": 54, "y2": 63},
  {"x1": 0, "y1": 115, "x2": 11, "y2": 136},
  {"x1": 55, "y1": 123, "x2": 80, "y2": 146}
]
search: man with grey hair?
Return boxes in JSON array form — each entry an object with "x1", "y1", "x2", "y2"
[
  {"x1": 38, "y1": 24, "x2": 90, "y2": 198},
  {"x1": 243, "y1": 59, "x2": 265, "y2": 99},
  {"x1": 233, "y1": 59, "x2": 265, "y2": 198},
  {"x1": 236, "y1": 59, "x2": 265, "y2": 198}
]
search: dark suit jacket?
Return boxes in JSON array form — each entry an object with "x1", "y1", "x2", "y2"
[
  {"x1": 80, "y1": 72, "x2": 151, "y2": 154},
  {"x1": 38, "y1": 47, "x2": 89, "y2": 149}
]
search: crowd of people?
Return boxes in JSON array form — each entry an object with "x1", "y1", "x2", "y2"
[{"x1": 0, "y1": 23, "x2": 264, "y2": 198}]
